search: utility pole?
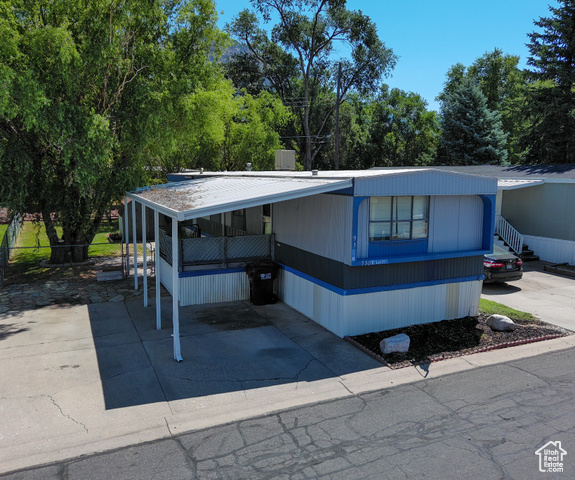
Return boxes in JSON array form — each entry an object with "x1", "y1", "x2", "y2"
[{"x1": 335, "y1": 62, "x2": 341, "y2": 170}]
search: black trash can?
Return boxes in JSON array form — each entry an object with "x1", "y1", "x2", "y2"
[{"x1": 246, "y1": 262, "x2": 279, "y2": 305}]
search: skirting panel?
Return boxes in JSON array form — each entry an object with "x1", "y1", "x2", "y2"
[
  {"x1": 179, "y1": 270, "x2": 250, "y2": 306},
  {"x1": 278, "y1": 268, "x2": 482, "y2": 337},
  {"x1": 524, "y1": 235, "x2": 575, "y2": 265},
  {"x1": 159, "y1": 258, "x2": 173, "y2": 295}
]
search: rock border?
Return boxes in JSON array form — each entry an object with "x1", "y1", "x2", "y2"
[
  {"x1": 544, "y1": 263, "x2": 575, "y2": 279},
  {"x1": 344, "y1": 332, "x2": 567, "y2": 370}
]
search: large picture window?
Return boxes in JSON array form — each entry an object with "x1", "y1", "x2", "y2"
[{"x1": 369, "y1": 196, "x2": 429, "y2": 241}]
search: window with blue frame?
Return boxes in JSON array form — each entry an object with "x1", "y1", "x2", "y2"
[{"x1": 369, "y1": 196, "x2": 429, "y2": 241}]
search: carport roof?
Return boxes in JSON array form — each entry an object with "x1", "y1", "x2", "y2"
[{"x1": 128, "y1": 175, "x2": 353, "y2": 220}]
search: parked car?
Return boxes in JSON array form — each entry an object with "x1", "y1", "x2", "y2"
[{"x1": 483, "y1": 245, "x2": 523, "y2": 283}]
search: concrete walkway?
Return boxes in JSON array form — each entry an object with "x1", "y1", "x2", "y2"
[
  {"x1": 0, "y1": 258, "x2": 151, "y2": 314},
  {"x1": 1, "y1": 293, "x2": 575, "y2": 475}
]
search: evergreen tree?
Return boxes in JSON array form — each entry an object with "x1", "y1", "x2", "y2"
[
  {"x1": 523, "y1": 0, "x2": 575, "y2": 163},
  {"x1": 437, "y1": 50, "x2": 527, "y2": 164},
  {"x1": 438, "y1": 81, "x2": 508, "y2": 165}
]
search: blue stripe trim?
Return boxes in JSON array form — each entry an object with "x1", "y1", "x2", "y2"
[
  {"x1": 179, "y1": 267, "x2": 245, "y2": 278},
  {"x1": 279, "y1": 263, "x2": 484, "y2": 296}
]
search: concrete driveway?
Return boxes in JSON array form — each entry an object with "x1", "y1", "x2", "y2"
[
  {"x1": 0, "y1": 296, "x2": 381, "y2": 473},
  {"x1": 3, "y1": 275, "x2": 575, "y2": 474},
  {"x1": 482, "y1": 261, "x2": 575, "y2": 331}
]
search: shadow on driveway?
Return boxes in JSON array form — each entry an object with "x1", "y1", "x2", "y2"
[
  {"x1": 88, "y1": 297, "x2": 381, "y2": 410},
  {"x1": 482, "y1": 282, "x2": 522, "y2": 295}
]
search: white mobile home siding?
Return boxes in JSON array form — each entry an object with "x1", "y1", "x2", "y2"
[
  {"x1": 179, "y1": 271, "x2": 250, "y2": 306},
  {"x1": 278, "y1": 268, "x2": 482, "y2": 337},
  {"x1": 523, "y1": 235, "x2": 575, "y2": 265},
  {"x1": 278, "y1": 269, "x2": 346, "y2": 335},
  {"x1": 357, "y1": 199, "x2": 369, "y2": 258},
  {"x1": 355, "y1": 170, "x2": 497, "y2": 197},
  {"x1": 428, "y1": 196, "x2": 483, "y2": 253},
  {"x1": 273, "y1": 194, "x2": 353, "y2": 263}
]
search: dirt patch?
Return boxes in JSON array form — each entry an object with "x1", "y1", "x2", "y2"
[{"x1": 347, "y1": 315, "x2": 571, "y2": 369}]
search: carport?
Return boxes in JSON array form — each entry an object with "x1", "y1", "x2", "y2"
[{"x1": 125, "y1": 175, "x2": 353, "y2": 361}]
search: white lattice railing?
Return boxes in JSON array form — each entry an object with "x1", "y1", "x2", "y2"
[
  {"x1": 495, "y1": 215, "x2": 523, "y2": 255},
  {"x1": 159, "y1": 228, "x2": 272, "y2": 267},
  {"x1": 181, "y1": 234, "x2": 272, "y2": 266}
]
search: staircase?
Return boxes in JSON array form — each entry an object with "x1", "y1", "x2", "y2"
[
  {"x1": 494, "y1": 216, "x2": 539, "y2": 261},
  {"x1": 494, "y1": 234, "x2": 540, "y2": 261}
]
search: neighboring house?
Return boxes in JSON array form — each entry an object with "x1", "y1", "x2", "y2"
[
  {"x1": 385, "y1": 165, "x2": 575, "y2": 265},
  {"x1": 126, "y1": 169, "x2": 497, "y2": 361}
]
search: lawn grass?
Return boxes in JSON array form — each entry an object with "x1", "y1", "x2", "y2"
[
  {"x1": 479, "y1": 298, "x2": 537, "y2": 322},
  {"x1": 12, "y1": 219, "x2": 124, "y2": 261},
  {"x1": 6, "y1": 219, "x2": 144, "y2": 284}
]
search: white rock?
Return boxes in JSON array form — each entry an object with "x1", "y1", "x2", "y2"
[
  {"x1": 380, "y1": 333, "x2": 410, "y2": 354},
  {"x1": 486, "y1": 314, "x2": 516, "y2": 332}
]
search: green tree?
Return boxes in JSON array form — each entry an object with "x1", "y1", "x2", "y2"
[
  {"x1": 220, "y1": 90, "x2": 292, "y2": 171},
  {"x1": 523, "y1": 0, "x2": 575, "y2": 163},
  {"x1": 364, "y1": 86, "x2": 440, "y2": 167},
  {"x1": 326, "y1": 88, "x2": 439, "y2": 169},
  {"x1": 227, "y1": 0, "x2": 396, "y2": 170},
  {"x1": 438, "y1": 49, "x2": 527, "y2": 163},
  {"x1": 438, "y1": 81, "x2": 508, "y2": 165},
  {"x1": 222, "y1": 45, "x2": 266, "y2": 95},
  {"x1": 0, "y1": 0, "x2": 227, "y2": 262}
]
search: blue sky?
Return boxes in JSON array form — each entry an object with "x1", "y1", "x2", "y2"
[{"x1": 214, "y1": 0, "x2": 560, "y2": 111}]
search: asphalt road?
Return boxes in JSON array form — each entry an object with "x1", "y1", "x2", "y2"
[{"x1": 3, "y1": 346, "x2": 575, "y2": 480}]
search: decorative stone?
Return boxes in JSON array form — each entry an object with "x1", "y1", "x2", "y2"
[
  {"x1": 486, "y1": 314, "x2": 516, "y2": 332},
  {"x1": 380, "y1": 333, "x2": 410, "y2": 354},
  {"x1": 0, "y1": 305, "x2": 9, "y2": 314},
  {"x1": 36, "y1": 300, "x2": 53, "y2": 307},
  {"x1": 109, "y1": 294, "x2": 124, "y2": 302},
  {"x1": 90, "y1": 294, "x2": 105, "y2": 303}
]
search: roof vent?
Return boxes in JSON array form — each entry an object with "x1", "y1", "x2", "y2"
[
  {"x1": 312, "y1": 169, "x2": 318, "y2": 176},
  {"x1": 275, "y1": 150, "x2": 296, "y2": 171}
]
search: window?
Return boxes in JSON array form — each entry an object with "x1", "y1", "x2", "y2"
[{"x1": 369, "y1": 196, "x2": 429, "y2": 241}]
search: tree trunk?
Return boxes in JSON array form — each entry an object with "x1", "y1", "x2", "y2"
[
  {"x1": 43, "y1": 211, "x2": 68, "y2": 264},
  {"x1": 43, "y1": 211, "x2": 99, "y2": 264}
]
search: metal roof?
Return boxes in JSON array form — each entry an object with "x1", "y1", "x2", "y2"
[
  {"x1": 135, "y1": 168, "x2": 499, "y2": 220},
  {"x1": 128, "y1": 175, "x2": 353, "y2": 220},
  {"x1": 497, "y1": 179, "x2": 545, "y2": 190},
  {"x1": 168, "y1": 168, "x2": 426, "y2": 182},
  {"x1": 369, "y1": 164, "x2": 575, "y2": 180}
]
